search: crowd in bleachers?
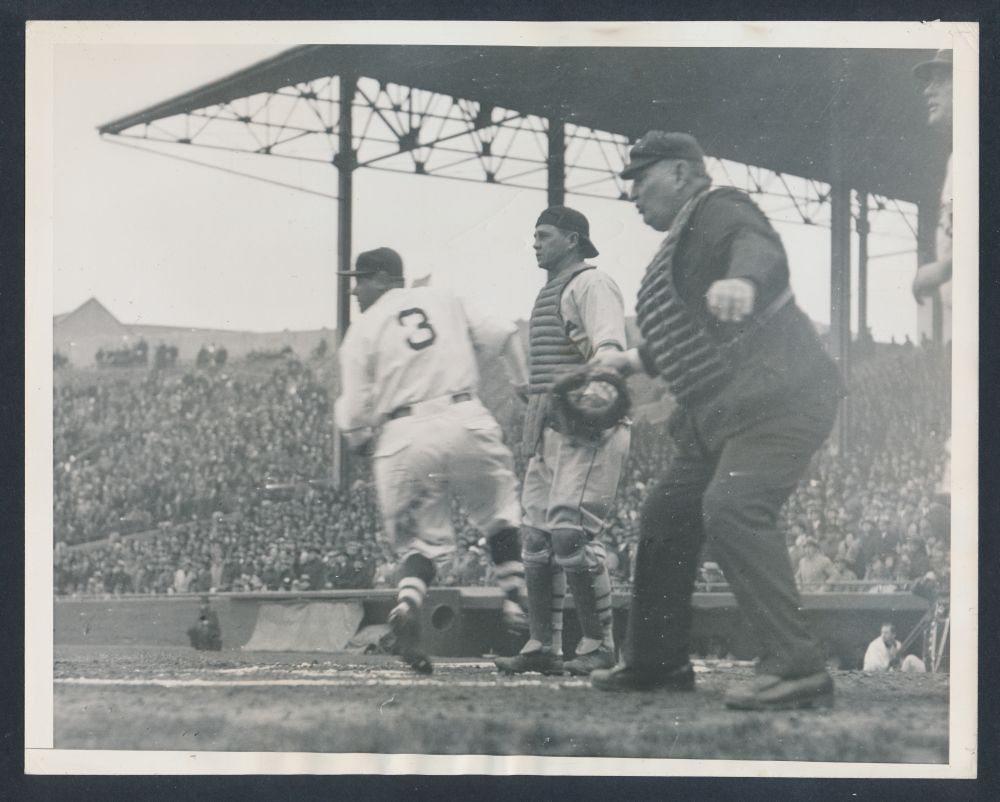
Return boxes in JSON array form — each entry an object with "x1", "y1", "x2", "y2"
[
  {"x1": 53, "y1": 341, "x2": 951, "y2": 597},
  {"x1": 96, "y1": 339, "x2": 149, "y2": 368},
  {"x1": 781, "y1": 343, "x2": 951, "y2": 591},
  {"x1": 54, "y1": 358, "x2": 333, "y2": 545}
]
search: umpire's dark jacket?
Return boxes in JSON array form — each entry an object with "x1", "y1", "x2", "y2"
[{"x1": 638, "y1": 188, "x2": 845, "y2": 451}]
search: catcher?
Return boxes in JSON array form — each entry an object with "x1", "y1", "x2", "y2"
[{"x1": 495, "y1": 206, "x2": 631, "y2": 677}]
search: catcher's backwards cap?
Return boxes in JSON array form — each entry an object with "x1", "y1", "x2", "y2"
[
  {"x1": 536, "y1": 205, "x2": 599, "y2": 259},
  {"x1": 338, "y1": 247, "x2": 404, "y2": 278}
]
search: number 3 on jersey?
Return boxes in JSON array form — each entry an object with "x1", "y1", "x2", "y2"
[{"x1": 398, "y1": 308, "x2": 437, "y2": 351}]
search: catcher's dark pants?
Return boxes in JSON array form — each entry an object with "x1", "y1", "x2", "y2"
[{"x1": 623, "y1": 397, "x2": 837, "y2": 679}]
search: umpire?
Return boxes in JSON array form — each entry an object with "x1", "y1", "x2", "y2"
[{"x1": 590, "y1": 131, "x2": 845, "y2": 709}]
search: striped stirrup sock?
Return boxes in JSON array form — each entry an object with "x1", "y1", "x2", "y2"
[
  {"x1": 396, "y1": 575, "x2": 428, "y2": 613},
  {"x1": 494, "y1": 560, "x2": 526, "y2": 604}
]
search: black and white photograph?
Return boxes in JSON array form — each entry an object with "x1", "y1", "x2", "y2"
[{"x1": 25, "y1": 20, "x2": 978, "y2": 776}]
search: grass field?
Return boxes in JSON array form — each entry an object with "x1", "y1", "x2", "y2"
[{"x1": 53, "y1": 644, "x2": 949, "y2": 762}]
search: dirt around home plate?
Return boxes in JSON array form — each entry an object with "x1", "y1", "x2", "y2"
[{"x1": 53, "y1": 645, "x2": 948, "y2": 762}]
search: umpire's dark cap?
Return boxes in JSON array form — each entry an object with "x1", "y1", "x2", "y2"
[
  {"x1": 912, "y1": 49, "x2": 953, "y2": 81},
  {"x1": 338, "y1": 247, "x2": 404, "y2": 278},
  {"x1": 536, "y1": 205, "x2": 599, "y2": 258},
  {"x1": 620, "y1": 131, "x2": 706, "y2": 180}
]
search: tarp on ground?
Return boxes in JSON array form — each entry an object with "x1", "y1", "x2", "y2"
[
  {"x1": 242, "y1": 601, "x2": 364, "y2": 652},
  {"x1": 346, "y1": 623, "x2": 392, "y2": 654}
]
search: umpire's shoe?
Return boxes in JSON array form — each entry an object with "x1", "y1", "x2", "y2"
[
  {"x1": 387, "y1": 603, "x2": 433, "y2": 675},
  {"x1": 495, "y1": 649, "x2": 565, "y2": 676},
  {"x1": 723, "y1": 671, "x2": 834, "y2": 711},
  {"x1": 564, "y1": 645, "x2": 615, "y2": 676},
  {"x1": 590, "y1": 662, "x2": 695, "y2": 692}
]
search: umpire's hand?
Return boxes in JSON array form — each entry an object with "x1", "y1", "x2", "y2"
[{"x1": 706, "y1": 278, "x2": 756, "y2": 322}]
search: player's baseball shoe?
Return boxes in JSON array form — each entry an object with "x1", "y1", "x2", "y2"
[
  {"x1": 563, "y1": 645, "x2": 615, "y2": 676},
  {"x1": 501, "y1": 599, "x2": 529, "y2": 635},
  {"x1": 590, "y1": 662, "x2": 696, "y2": 692},
  {"x1": 387, "y1": 603, "x2": 433, "y2": 675},
  {"x1": 494, "y1": 649, "x2": 565, "y2": 676},
  {"x1": 723, "y1": 671, "x2": 834, "y2": 711}
]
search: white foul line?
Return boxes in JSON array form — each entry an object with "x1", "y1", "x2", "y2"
[{"x1": 56, "y1": 676, "x2": 591, "y2": 689}]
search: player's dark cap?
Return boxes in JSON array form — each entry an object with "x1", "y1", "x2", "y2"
[
  {"x1": 913, "y1": 49, "x2": 952, "y2": 82},
  {"x1": 536, "y1": 205, "x2": 599, "y2": 258},
  {"x1": 338, "y1": 247, "x2": 404, "y2": 278},
  {"x1": 620, "y1": 131, "x2": 706, "y2": 180}
]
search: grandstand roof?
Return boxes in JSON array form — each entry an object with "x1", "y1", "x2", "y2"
[{"x1": 98, "y1": 45, "x2": 949, "y2": 203}]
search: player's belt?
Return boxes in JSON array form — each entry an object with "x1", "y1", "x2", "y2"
[{"x1": 388, "y1": 392, "x2": 474, "y2": 420}]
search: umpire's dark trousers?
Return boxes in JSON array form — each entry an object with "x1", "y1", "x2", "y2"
[{"x1": 622, "y1": 395, "x2": 838, "y2": 679}]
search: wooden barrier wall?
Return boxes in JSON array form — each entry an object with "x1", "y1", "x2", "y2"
[{"x1": 54, "y1": 589, "x2": 932, "y2": 668}]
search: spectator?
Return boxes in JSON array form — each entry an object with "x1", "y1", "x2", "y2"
[
  {"x1": 836, "y1": 530, "x2": 864, "y2": 578},
  {"x1": 173, "y1": 559, "x2": 194, "y2": 594},
  {"x1": 795, "y1": 539, "x2": 834, "y2": 587},
  {"x1": 863, "y1": 623, "x2": 901, "y2": 671},
  {"x1": 187, "y1": 601, "x2": 222, "y2": 651},
  {"x1": 299, "y1": 545, "x2": 327, "y2": 592},
  {"x1": 828, "y1": 558, "x2": 858, "y2": 584}
]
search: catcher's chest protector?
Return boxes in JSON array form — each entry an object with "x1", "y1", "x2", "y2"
[
  {"x1": 522, "y1": 264, "x2": 594, "y2": 453},
  {"x1": 527, "y1": 264, "x2": 594, "y2": 391}
]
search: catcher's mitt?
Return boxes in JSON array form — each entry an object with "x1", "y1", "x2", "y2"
[{"x1": 551, "y1": 368, "x2": 631, "y2": 436}]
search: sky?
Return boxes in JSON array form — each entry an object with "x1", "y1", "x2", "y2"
[{"x1": 51, "y1": 43, "x2": 925, "y2": 342}]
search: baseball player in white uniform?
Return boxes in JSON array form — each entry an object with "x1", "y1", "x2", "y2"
[
  {"x1": 494, "y1": 207, "x2": 631, "y2": 677},
  {"x1": 334, "y1": 247, "x2": 529, "y2": 674}
]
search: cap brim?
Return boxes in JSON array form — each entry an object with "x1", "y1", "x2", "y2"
[
  {"x1": 913, "y1": 60, "x2": 952, "y2": 80},
  {"x1": 580, "y1": 238, "x2": 599, "y2": 259},
  {"x1": 619, "y1": 155, "x2": 664, "y2": 180}
]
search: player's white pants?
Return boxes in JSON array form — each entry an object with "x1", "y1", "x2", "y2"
[
  {"x1": 372, "y1": 398, "x2": 521, "y2": 567},
  {"x1": 521, "y1": 423, "x2": 630, "y2": 536}
]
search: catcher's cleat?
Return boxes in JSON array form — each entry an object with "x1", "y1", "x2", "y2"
[
  {"x1": 501, "y1": 599, "x2": 529, "y2": 635},
  {"x1": 563, "y1": 645, "x2": 616, "y2": 676},
  {"x1": 590, "y1": 662, "x2": 696, "y2": 692},
  {"x1": 723, "y1": 671, "x2": 834, "y2": 711},
  {"x1": 494, "y1": 650, "x2": 565, "y2": 676},
  {"x1": 387, "y1": 603, "x2": 433, "y2": 675}
]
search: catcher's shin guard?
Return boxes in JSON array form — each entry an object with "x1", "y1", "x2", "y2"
[
  {"x1": 522, "y1": 527, "x2": 554, "y2": 646},
  {"x1": 553, "y1": 529, "x2": 605, "y2": 644},
  {"x1": 551, "y1": 568, "x2": 566, "y2": 657},
  {"x1": 593, "y1": 562, "x2": 615, "y2": 652}
]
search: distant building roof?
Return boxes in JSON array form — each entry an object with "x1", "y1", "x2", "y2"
[{"x1": 53, "y1": 297, "x2": 131, "y2": 336}]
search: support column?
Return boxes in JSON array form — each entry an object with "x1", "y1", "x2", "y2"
[
  {"x1": 829, "y1": 181, "x2": 852, "y2": 453},
  {"x1": 856, "y1": 191, "x2": 869, "y2": 347},
  {"x1": 336, "y1": 73, "x2": 357, "y2": 342},
  {"x1": 333, "y1": 73, "x2": 357, "y2": 490},
  {"x1": 826, "y1": 56, "x2": 853, "y2": 454},
  {"x1": 547, "y1": 119, "x2": 565, "y2": 207}
]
